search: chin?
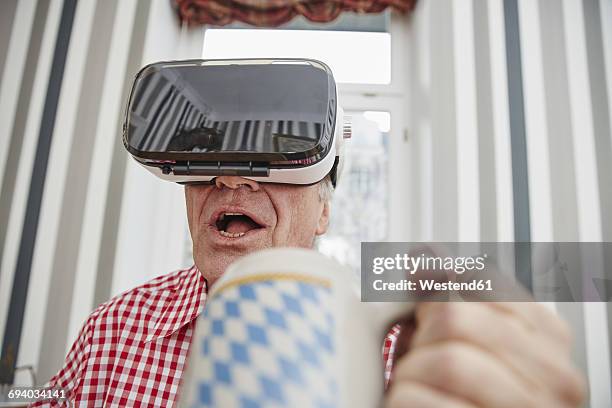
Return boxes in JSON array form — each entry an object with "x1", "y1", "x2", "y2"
[{"x1": 194, "y1": 244, "x2": 267, "y2": 287}]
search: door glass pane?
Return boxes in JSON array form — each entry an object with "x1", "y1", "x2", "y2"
[
  {"x1": 203, "y1": 29, "x2": 391, "y2": 84},
  {"x1": 318, "y1": 111, "x2": 390, "y2": 276}
]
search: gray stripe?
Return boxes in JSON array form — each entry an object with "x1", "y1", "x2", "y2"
[
  {"x1": 228, "y1": 120, "x2": 240, "y2": 149},
  {"x1": 0, "y1": 0, "x2": 19, "y2": 79},
  {"x1": 251, "y1": 120, "x2": 260, "y2": 151},
  {"x1": 430, "y1": 0, "x2": 458, "y2": 241},
  {"x1": 264, "y1": 120, "x2": 273, "y2": 151},
  {"x1": 473, "y1": 0, "x2": 498, "y2": 242},
  {"x1": 504, "y1": 0, "x2": 532, "y2": 289},
  {"x1": 220, "y1": 121, "x2": 229, "y2": 148}
]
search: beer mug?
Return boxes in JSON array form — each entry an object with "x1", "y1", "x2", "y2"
[{"x1": 180, "y1": 248, "x2": 414, "y2": 407}]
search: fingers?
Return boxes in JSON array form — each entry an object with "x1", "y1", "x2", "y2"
[
  {"x1": 411, "y1": 302, "x2": 585, "y2": 406},
  {"x1": 486, "y1": 302, "x2": 573, "y2": 349},
  {"x1": 386, "y1": 381, "x2": 477, "y2": 408},
  {"x1": 393, "y1": 341, "x2": 546, "y2": 408}
]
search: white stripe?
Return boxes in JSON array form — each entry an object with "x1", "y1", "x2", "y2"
[
  {"x1": 584, "y1": 302, "x2": 612, "y2": 407},
  {"x1": 488, "y1": 0, "x2": 514, "y2": 243},
  {"x1": 420, "y1": 121, "x2": 433, "y2": 241},
  {"x1": 518, "y1": 0, "x2": 554, "y2": 241},
  {"x1": 600, "y1": 0, "x2": 612, "y2": 143},
  {"x1": 454, "y1": 0, "x2": 480, "y2": 241}
]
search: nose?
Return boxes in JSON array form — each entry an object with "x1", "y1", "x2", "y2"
[{"x1": 214, "y1": 176, "x2": 260, "y2": 191}]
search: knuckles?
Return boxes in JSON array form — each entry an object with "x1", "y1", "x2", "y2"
[
  {"x1": 430, "y1": 342, "x2": 473, "y2": 387},
  {"x1": 417, "y1": 303, "x2": 462, "y2": 329},
  {"x1": 394, "y1": 341, "x2": 474, "y2": 387},
  {"x1": 417, "y1": 303, "x2": 478, "y2": 344},
  {"x1": 556, "y1": 364, "x2": 587, "y2": 406},
  {"x1": 433, "y1": 305, "x2": 473, "y2": 340}
]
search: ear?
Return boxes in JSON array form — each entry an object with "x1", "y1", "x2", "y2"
[
  {"x1": 184, "y1": 185, "x2": 195, "y2": 233},
  {"x1": 315, "y1": 201, "x2": 330, "y2": 235}
]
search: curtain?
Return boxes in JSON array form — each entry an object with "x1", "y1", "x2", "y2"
[{"x1": 174, "y1": 0, "x2": 417, "y2": 27}]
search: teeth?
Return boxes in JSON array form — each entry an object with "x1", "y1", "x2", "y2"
[
  {"x1": 216, "y1": 212, "x2": 250, "y2": 238},
  {"x1": 218, "y1": 212, "x2": 244, "y2": 222},
  {"x1": 219, "y1": 230, "x2": 245, "y2": 238}
]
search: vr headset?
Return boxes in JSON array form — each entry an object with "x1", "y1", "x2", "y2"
[{"x1": 123, "y1": 58, "x2": 349, "y2": 187}]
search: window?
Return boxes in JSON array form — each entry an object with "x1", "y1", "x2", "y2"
[{"x1": 318, "y1": 111, "x2": 390, "y2": 274}]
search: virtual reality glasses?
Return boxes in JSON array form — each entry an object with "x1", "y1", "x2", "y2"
[{"x1": 123, "y1": 59, "x2": 349, "y2": 187}]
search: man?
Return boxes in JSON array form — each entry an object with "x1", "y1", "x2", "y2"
[{"x1": 33, "y1": 174, "x2": 585, "y2": 407}]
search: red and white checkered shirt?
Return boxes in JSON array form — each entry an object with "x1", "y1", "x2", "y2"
[
  {"x1": 383, "y1": 323, "x2": 402, "y2": 387},
  {"x1": 31, "y1": 266, "x2": 399, "y2": 407}
]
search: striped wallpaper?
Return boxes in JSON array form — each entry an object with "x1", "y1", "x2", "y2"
[
  {"x1": 0, "y1": 0, "x2": 204, "y2": 387},
  {"x1": 404, "y1": 1, "x2": 612, "y2": 406}
]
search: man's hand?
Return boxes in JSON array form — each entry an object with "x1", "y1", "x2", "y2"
[{"x1": 386, "y1": 302, "x2": 586, "y2": 408}]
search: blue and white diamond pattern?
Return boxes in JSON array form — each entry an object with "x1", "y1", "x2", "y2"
[{"x1": 191, "y1": 279, "x2": 337, "y2": 408}]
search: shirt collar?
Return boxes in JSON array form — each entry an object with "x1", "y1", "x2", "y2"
[{"x1": 145, "y1": 265, "x2": 207, "y2": 343}]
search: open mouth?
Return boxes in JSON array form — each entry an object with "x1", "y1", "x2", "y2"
[{"x1": 214, "y1": 212, "x2": 264, "y2": 238}]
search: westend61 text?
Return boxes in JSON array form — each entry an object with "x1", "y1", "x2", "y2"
[{"x1": 373, "y1": 279, "x2": 493, "y2": 292}]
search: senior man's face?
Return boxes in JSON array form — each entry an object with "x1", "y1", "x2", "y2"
[{"x1": 185, "y1": 176, "x2": 330, "y2": 285}]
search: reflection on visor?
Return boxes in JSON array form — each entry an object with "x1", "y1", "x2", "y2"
[{"x1": 126, "y1": 63, "x2": 331, "y2": 156}]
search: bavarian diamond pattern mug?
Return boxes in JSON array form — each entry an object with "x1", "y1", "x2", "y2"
[{"x1": 180, "y1": 248, "x2": 414, "y2": 408}]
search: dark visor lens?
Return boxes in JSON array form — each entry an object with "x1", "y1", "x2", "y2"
[{"x1": 125, "y1": 62, "x2": 331, "y2": 158}]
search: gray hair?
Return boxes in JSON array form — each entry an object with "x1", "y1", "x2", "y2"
[
  {"x1": 318, "y1": 175, "x2": 334, "y2": 202},
  {"x1": 313, "y1": 175, "x2": 333, "y2": 248}
]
